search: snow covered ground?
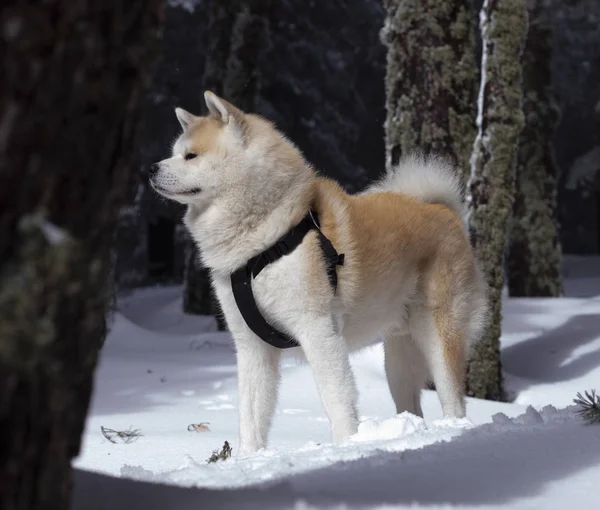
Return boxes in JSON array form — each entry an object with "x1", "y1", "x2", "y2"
[{"x1": 72, "y1": 257, "x2": 600, "y2": 509}]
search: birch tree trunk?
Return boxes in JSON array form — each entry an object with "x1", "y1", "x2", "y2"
[
  {"x1": 382, "y1": 0, "x2": 478, "y2": 183},
  {"x1": 467, "y1": 0, "x2": 528, "y2": 399},
  {"x1": 0, "y1": 2, "x2": 164, "y2": 508},
  {"x1": 507, "y1": 0, "x2": 562, "y2": 297}
]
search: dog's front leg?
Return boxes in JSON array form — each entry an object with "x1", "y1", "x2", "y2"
[
  {"x1": 299, "y1": 317, "x2": 358, "y2": 443},
  {"x1": 234, "y1": 335, "x2": 281, "y2": 455}
]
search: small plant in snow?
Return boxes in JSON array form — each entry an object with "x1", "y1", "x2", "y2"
[
  {"x1": 207, "y1": 441, "x2": 232, "y2": 463},
  {"x1": 573, "y1": 390, "x2": 600, "y2": 425}
]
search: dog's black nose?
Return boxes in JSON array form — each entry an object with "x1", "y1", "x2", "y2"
[{"x1": 148, "y1": 163, "x2": 160, "y2": 178}]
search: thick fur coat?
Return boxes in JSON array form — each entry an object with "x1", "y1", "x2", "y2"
[{"x1": 150, "y1": 92, "x2": 488, "y2": 455}]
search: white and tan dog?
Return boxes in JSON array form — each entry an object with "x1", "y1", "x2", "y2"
[{"x1": 150, "y1": 91, "x2": 488, "y2": 455}]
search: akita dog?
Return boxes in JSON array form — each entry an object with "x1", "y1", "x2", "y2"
[{"x1": 150, "y1": 91, "x2": 488, "y2": 455}]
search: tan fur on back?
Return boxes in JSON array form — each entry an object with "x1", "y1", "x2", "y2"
[{"x1": 312, "y1": 177, "x2": 477, "y2": 319}]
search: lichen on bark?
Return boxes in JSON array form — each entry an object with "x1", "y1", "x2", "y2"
[
  {"x1": 467, "y1": 0, "x2": 528, "y2": 400},
  {"x1": 507, "y1": 0, "x2": 562, "y2": 297},
  {"x1": 382, "y1": 0, "x2": 478, "y2": 184},
  {"x1": 0, "y1": 216, "x2": 77, "y2": 367}
]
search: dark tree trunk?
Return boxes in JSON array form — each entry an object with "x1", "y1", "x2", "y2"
[
  {"x1": 0, "y1": 2, "x2": 164, "y2": 509},
  {"x1": 182, "y1": 0, "x2": 240, "y2": 326},
  {"x1": 467, "y1": 0, "x2": 528, "y2": 400},
  {"x1": 183, "y1": 0, "x2": 272, "y2": 329},
  {"x1": 382, "y1": 0, "x2": 478, "y2": 183},
  {"x1": 182, "y1": 241, "x2": 221, "y2": 322},
  {"x1": 507, "y1": 0, "x2": 562, "y2": 297},
  {"x1": 202, "y1": 0, "x2": 241, "y2": 96},
  {"x1": 224, "y1": 0, "x2": 273, "y2": 111},
  {"x1": 182, "y1": 0, "x2": 242, "y2": 326}
]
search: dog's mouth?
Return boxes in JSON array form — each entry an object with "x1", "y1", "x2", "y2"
[{"x1": 151, "y1": 181, "x2": 202, "y2": 196}]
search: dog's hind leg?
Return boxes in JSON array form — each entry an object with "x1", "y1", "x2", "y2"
[
  {"x1": 411, "y1": 306, "x2": 467, "y2": 418},
  {"x1": 383, "y1": 330, "x2": 428, "y2": 417}
]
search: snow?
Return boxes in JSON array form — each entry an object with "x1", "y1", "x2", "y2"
[
  {"x1": 565, "y1": 145, "x2": 600, "y2": 189},
  {"x1": 167, "y1": 0, "x2": 201, "y2": 13},
  {"x1": 40, "y1": 220, "x2": 68, "y2": 245},
  {"x1": 72, "y1": 256, "x2": 600, "y2": 509},
  {"x1": 466, "y1": 0, "x2": 489, "y2": 219}
]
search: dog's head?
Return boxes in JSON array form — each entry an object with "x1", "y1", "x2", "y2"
[{"x1": 150, "y1": 91, "x2": 264, "y2": 208}]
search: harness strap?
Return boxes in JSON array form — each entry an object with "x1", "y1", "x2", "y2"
[
  {"x1": 230, "y1": 210, "x2": 344, "y2": 349},
  {"x1": 249, "y1": 213, "x2": 316, "y2": 278},
  {"x1": 231, "y1": 264, "x2": 299, "y2": 349},
  {"x1": 317, "y1": 230, "x2": 345, "y2": 291}
]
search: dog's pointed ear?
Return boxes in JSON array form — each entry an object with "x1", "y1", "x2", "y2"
[
  {"x1": 175, "y1": 107, "x2": 196, "y2": 130},
  {"x1": 204, "y1": 91, "x2": 246, "y2": 122},
  {"x1": 204, "y1": 91, "x2": 247, "y2": 140}
]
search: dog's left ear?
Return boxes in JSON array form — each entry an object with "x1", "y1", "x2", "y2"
[
  {"x1": 175, "y1": 107, "x2": 196, "y2": 131},
  {"x1": 204, "y1": 91, "x2": 247, "y2": 138}
]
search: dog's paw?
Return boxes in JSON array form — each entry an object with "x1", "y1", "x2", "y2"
[{"x1": 237, "y1": 441, "x2": 263, "y2": 457}]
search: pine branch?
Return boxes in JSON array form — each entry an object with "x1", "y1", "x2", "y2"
[
  {"x1": 573, "y1": 390, "x2": 600, "y2": 425},
  {"x1": 207, "y1": 441, "x2": 232, "y2": 463}
]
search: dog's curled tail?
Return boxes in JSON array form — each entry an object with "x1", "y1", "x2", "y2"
[{"x1": 367, "y1": 153, "x2": 467, "y2": 225}]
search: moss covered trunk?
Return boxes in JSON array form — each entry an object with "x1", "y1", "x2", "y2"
[
  {"x1": 183, "y1": 0, "x2": 272, "y2": 328},
  {"x1": 507, "y1": 0, "x2": 562, "y2": 297},
  {"x1": 467, "y1": 0, "x2": 528, "y2": 400},
  {"x1": 0, "y1": 2, "x2": 164, "y2": 509},
  {"x1": 382, "y1": 0, "x2": 478, "y2": 182}
]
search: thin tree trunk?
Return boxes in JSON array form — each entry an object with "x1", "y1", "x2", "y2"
[
  {"x1": 507, "y1": 0, "x2": 562, "y2": 297},
  {"x1": 0, "y1": 2, "x2": 164, "y2": 509},
  {"x1": 202, "y1": 0, "x2": 241, "y2": 96},
  {"x1": 183, "y1": 0, "x2": 272, "y2": 329},
  {"x1": 224, "y1": 0, "x2": 273, "y2": 111},
  {"x1": 382, "y1": 0, "x2": 478, "y2": 183},
  {"x1": 467, "y1": 0, "x2": 528, "y2": 400},
  {"x1": 182, "y1": 0, "x2": 241, "y2": 325}
]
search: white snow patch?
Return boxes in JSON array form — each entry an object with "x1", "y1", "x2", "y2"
[
  {"x1": 41, "y1": 220, "x2": 68, "y2": 245},
  {"x1": 73, "y1": 256, "x2": 600, "y2": 509},
  {"x1": 350, "y1": 412, "x2": 427, "y2": 442},
  {"x1": 566, "y1": 145, "x2": 600, "y2": 189}
]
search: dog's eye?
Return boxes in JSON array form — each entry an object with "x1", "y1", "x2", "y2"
[{"x1": 184, "y1": 153, "x2": 197, "y2": 161}]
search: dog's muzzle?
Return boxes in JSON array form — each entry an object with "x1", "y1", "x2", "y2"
[{"x1": 148, "y1": 163, "x2": 160, "y2": 178}]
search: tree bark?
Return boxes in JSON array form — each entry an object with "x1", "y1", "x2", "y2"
[
  {"x1": 467, "y1": 0, "x2": 528, "y2": 400},
  {"x1": 0, "y1": 2, "x2": 164, "y2": 509},
  {"x1": 507, "y1": 0, "x2": 562, "y2": 297},
  {"x1": 382, "y1": 0, "x2": 478, "y2": 183}
]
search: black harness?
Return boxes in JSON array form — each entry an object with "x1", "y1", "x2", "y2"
[{"x1": 230, "y1": 210, "x2": 345, "y2": 349}]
